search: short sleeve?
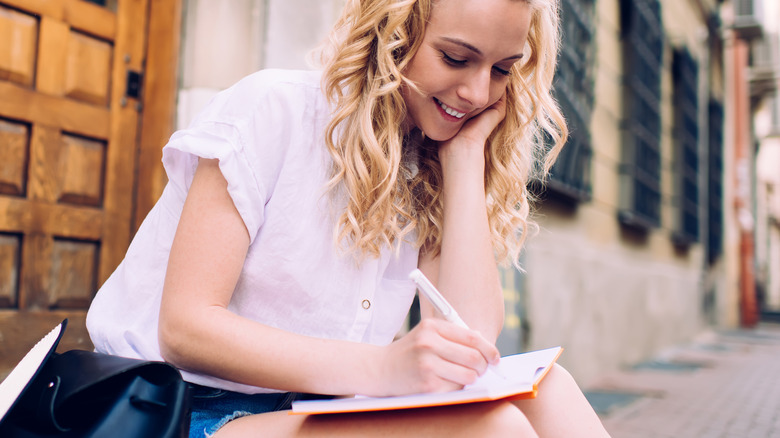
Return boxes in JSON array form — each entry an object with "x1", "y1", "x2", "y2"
[
  {"x1": 160, "y1": 69, "x2": 323, "y2": 244},
  {"x1": 162, "y1": 122, "x2": 266, "y2": 243}
]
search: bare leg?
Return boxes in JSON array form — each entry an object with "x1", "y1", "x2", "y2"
[
  {"x1": 214, "y1": 400, "x2": 538, "y2": 438},
  {"x1": 513, "y1": 364, "x2": 611, "y2": 437}
]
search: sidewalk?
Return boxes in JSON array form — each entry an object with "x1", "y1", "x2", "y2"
[{"x1": 584, "y1": 322, "x2": 780, "y2": 438}]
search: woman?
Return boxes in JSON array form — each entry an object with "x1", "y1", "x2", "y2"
[{"x1": 87, "y1": 0, "x2": 610, "y2": 436}]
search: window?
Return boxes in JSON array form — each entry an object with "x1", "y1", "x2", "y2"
[
  {"x1": 771, "y1": 91, "x2": 780, "y2": 136},
  {"x1": 546, "y1": 0, "x2": 596, "y2": 201},
  {"x1": 707, "y1": 99, "x2": 724, "y2": 264},
  {"x1": 671, "y1": 48, "x2": 700, "y2": 245},
  {"x1": 750, "y1": 32, "x2": 780, "y2": 99},
  {"x1": 618, "y1": 0, "x2": 663, "y2": 230},
  {"x1": 733, "y1": 0, "x2": 764, "y2": 40}
]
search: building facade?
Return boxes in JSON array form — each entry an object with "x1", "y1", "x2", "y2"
[
  {"x1": 753, "y1": 2, "x2": 780, "y2": 319},
  {"x1": 171, "y1": 0, "x2": 780, "y2": 385},
  {"x1": 2, "y1": 0, "x2": 775, "y2": 382},
  {"x1": 518, "y1": 0, "x2": 721, "y2": 382}
]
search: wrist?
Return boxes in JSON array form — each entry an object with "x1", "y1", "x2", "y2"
[
  {"x1": 350, "y1": 343, "x2": 387, "y2": 396},
  {"x1": 439, "y1": 148, "x2": 485, "y2": 182},
  {"x1": 438, "y1": 137, "x2": 485, "y2": 161}
]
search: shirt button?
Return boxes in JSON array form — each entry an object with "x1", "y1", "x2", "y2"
[{"x1": 361, "y1": 299, "x2": 371, "y2": 309}]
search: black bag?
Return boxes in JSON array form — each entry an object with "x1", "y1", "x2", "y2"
[{"x1": 0, "y1": 320, "x2": 190, "y2": 438}]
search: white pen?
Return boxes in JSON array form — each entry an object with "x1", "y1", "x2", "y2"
[{"x1": 409, "y1": 269, "x2": 506, "y2": 379}]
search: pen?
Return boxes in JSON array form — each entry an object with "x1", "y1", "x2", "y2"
[{"x1": 409, "y1": 269, "x2": 506, "y2": 379}]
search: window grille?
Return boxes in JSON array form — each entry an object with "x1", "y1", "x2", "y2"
[
  {"x1": 546, "y1": 0, "x2": 596, "y2": 201},
  {"x1": 671, "y1": 48, "x2": 700, "y2": 245},
  {"x1": 707, "y1": 99, "x2": 724, "y2": 264},
  {"x1": 618, "y1": 0, "x2": 664, "y2": 230}
]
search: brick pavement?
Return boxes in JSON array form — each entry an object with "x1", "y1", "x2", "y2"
[{"x1": 585, "y1": 322, "x2": 780, "y2": 438}]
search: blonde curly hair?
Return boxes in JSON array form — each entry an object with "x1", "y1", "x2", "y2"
[{"x1": 318, "y1": 0, "x2": 566, "y2": 267}]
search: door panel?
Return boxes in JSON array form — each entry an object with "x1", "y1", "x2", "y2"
[
  {"x1": 0, "y1": 119, "x2": 28, "y2": 197},
  {"x1": 0, "y1": 0, "x2": 149, "y2": 378},
  {"x1": 0, "y1": 7, "x2": 36, "y2": 87}
]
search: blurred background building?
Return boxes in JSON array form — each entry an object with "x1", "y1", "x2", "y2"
[{"x1": 0, "y1": 0, "x2": 778, "y2": 387}]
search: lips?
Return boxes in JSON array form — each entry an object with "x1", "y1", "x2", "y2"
[{"x1": 434, "y1": 98, "x2": 466, "y2": 119}]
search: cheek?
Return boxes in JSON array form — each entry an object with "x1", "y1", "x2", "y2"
[
  {"x1": 488, "y1": 82, "x2": 508, "y2": 106},
  {"x1": 404, "y1": 48, "x2": 439, "y2": 91}
]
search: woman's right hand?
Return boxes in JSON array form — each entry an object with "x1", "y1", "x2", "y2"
[{"x1": 368, "y1": 318, "x2": 501, "y2": 396}]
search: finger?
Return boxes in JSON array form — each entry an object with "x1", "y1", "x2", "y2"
[
  {"x1": 408, "y1": 320, "x2": 488, "y2": 374},
  {"x1": 425, "y1": 355, "x2": 482, "y2": 389},
  {"x1": 460, "y1": 101, "x2": 507, "y2": 141},
  {"x1": 433, "y1": 321, "x2": 501, "y2": 367},
  {"x1": 396, "y1": 322, "x2": 479, "y2": 392},
  {"x1": 413, "y1": 326, "x2": 493, "y2": 382},
  {"x1": 484, "y1": 93, "x2": 507, "y2": 118},
  {"x1": 412, "y1": 318, "x2": 501, "y2": 371}
]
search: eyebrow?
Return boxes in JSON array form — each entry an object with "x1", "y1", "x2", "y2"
[{"x1": 440, "y1": 37, "x2": 524, "y2": 61}]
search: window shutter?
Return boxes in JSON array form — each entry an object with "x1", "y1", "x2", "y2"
[
  {"x1": 618, "y1": 0, "x2": 664, "y2": 230},
  {"x1": 672, "y1": 48, "x2": 700, "y2": 245},
  {"x1": 707, "y1": 99, "x2": 725, "y2": 264},
  {"x1": 546, "y1": 0, "x2": 596, "y2": 202}
]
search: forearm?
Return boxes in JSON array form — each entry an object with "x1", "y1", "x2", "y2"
[
  {"x1": 159, "y1": 306, "x2": 382, "y2": 396},
  {"x1": 433, "y1": 143, "x2": 504, "y2": 341},
  {"x1": 159, "y1": 158, "x2": 384, "y2": 397}
]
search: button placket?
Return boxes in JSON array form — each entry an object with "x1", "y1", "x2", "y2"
[{"x1": 347, "y1": 261, "x2": 381, "y2": 342}]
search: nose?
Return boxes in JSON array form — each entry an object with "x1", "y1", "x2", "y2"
[{"x1": 457, "y1": 68, "x2": 491, "y2": 109}]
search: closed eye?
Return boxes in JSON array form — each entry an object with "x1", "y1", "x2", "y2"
[
  {"x1": 492, "y1": 66, "x2": 511, "y2": 77},
  {"x1": 440, "y1": 51, "x2": 467, "y2": 67}
]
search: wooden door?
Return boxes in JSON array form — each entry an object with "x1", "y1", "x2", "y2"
[{"x1": 0, "y1": 0, "x2": 149, "y2": 377}]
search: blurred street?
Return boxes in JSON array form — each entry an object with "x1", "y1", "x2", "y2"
[{"x1": 585, "y1": 322, "x2": 780, "y2": 437}]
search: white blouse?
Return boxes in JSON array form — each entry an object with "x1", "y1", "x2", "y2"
[{"x1": 86, "y1": 69, "x2": 420, "y2": 394}]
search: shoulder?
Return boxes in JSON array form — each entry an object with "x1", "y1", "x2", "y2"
[
  {"x1": 188, "y1": 69, "x2": 327, "y2": 129},
  {"x1": 234, "y1": 69, "x2": 323, "y2": 99}
]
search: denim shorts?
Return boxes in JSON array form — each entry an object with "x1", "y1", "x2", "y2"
[{"x1": 188, "y1": 384, "x2": 333, "y2": 438}]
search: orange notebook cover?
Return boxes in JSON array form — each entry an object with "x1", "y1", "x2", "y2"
[{"x1": 290, "y1": 346, "x2": 562, "y2": 415}]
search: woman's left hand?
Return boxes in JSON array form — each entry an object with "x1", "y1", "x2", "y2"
[
  {"x1": 423, "y1": 94, "x2": 508, "y2": 345},
  {"x1": 439, "y1": 93, "x2": 507, "y2": 159}
]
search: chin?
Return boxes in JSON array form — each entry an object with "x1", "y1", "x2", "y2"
[
  {"x1": 417, "y1": 121, "x2": 460, "y2": 142},
  {"x1": 422, "y1": 128, "x2": 460, "y2": 142},
  {"x1": 408, "y1": 112, "x2": 462, "y2": 142},
  {"x1": 424, "y1": 132, "x2": 455, "y2": 142}
]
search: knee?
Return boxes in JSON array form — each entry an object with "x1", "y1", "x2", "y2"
[
  {"x1": 481, "y1": 401, "x2": 538, "y2": 437},
  {"x1": 541, "y1": 363, "x2": 579, "y2": 393}
]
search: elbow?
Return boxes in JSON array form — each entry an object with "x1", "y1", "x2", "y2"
[
  {"x1": 158, "y1": 312, "x2": 192, "y2": 369},
  {"x1": 158, "y1": 304, "x2": 227, "y2": 373},
  {"x1": 158, "y1": 321, "x2": 179, "y2": 365}
]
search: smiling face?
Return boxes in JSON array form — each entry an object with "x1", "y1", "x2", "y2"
[{"x1": 401, "y1": 0, "x2": 532, "y2": 142}]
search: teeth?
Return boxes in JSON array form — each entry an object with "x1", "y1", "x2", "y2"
[{"x1": 437, "y1": 99, "x2": 465, "y2": 119}]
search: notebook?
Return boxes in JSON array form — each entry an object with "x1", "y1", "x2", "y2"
[
  {"x1": 0, "y1": 320, "x2": 66, "y2": 426},
  {"x1": 291, "y1": 346, "x2": 562, "y2": 414}
]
